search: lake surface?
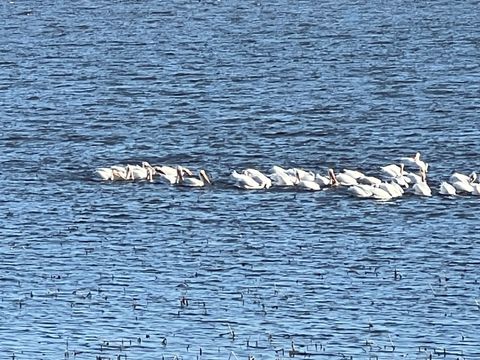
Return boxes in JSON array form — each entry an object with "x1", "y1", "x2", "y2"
[{"x1": 1, "y1": 0, "x2": 480, "y2": 359}]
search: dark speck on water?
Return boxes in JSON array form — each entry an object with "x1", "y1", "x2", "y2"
[{"x1": 1, "y1": 0, "x2": 480, "y2": 359}]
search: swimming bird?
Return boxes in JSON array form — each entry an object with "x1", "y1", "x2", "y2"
[
  {"x1": 176, "y1": 168, "x2": 211, "y2": 187},
  {"x1": 452, "y1": 179, "x2": 475, "y2": 194},
  {"x1": 314, "y1": 172, "x2": 331, "y2": 187},
  {"x1": 286, "y1": 168, "x2": 315, "y2": 182},
  {"x1": 230, "y1": 170, "x2": 266, "y2": 190},
  {"x1": 370, "y1": 186, "x2": 393, "y2": 201},
  {"x1": 269, "y1": 166, "x2": 298, "y2": 186},
  {"x1": 392, "y1": 175, "x2": 410, "y2": 188},
  {"x1": 412, "y1": 171, "x2": 432, "y2": 196},
  {"x1": 95, "y1": 166, "x2": 129, "y2": 181},
  {"x1": 401, "y1": 152, "x2": 428, "y2": 173},
  {"x1": 439, "y1": 181, "x2": 456, "y2": 196},
  {"x1": 334, "y1": 171, "x2": 358, "y2": 186},
  {"x1": 449, "y1": 171, "x2": 477, "y2": 193},
  {"x1": 296, "y1": 180, "x2": 321, "y2": 191},
  {"x1": 357, "y1": 175, "x2": 382, "y2": 186},
  {"x1": 295, "y1": 170, "x2": 321, "y2": 191},
  {"x1": 156, "y1": 169, "x2": 179, "y2": 185},
  {"x1": 155, "y1": 165, "x2": 193, "y2": 177},
  {"x1": 243, "y1": 169, "x2": 272, "y2": 189},
  {"x1": 450, "y1": 171, "x2": 477, "y2": 184},
  {"x1": 381, "y1": 163, "x2": 404, "y2": 178},
  {"x1": 379, "y1": 181, "x2": 404, "y2": 198},
  {"x1": 404, "y1": 171, "x2": 422, "y2": 184},
  {"x1": 96, "y1": 167, "x2": 115, "y2": 181},
  {"x1": 348, "y1": 184, "x2": 373, "y2": 198},
  {"x1": 342, "y1": 169, "x2": 365, "y2": 179},
  {"x1": 126, "y1": 162, "x2": 156, "y2": 180}
]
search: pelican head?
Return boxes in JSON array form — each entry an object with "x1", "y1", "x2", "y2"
[{"x1": 470, "y1": 172, "x2": 477, "y2": 183}]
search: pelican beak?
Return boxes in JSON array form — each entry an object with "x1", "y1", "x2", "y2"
[
  {"x1": 206, "y1": 175, "x2": 212, "y2": 185},
  {"x1": 176, "y1": 166, "x2": 184, "y2": 182},
  {"x1": 125, "y1": 165, "x2": 133, "y2": 180},
  {"x1": 328, "y1": 169, "x2": 338, "y2": 186},
  {"x1": 202, "y1": 170, "x2": 212, "y2": 185}
]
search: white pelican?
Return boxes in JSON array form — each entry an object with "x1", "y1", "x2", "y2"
[
  {"x1": 342, "y1": 169, "x2": 365, "y2": 179},
  {"x1": 379, "y1": 181, "x2": 403, "y2": 198},
  {"x1": 269, "y1": 165, "x2": 288, "y2": 174},
  {"x1": 155, "y1": 165, "x2": 193, "y2": 177},
  {"x1": 357, "y1": 175, "x2": 382, "y2": 186},
  {"x1": 452, "y1": 180, "x2": 474, "y2": 194},
  {"x1": 295, "y1": 170, "x2": 321, "y2": 191},
  {"x1": 381, "y1": 163, "x2": 404, "y2": 178},
  {"x1": 230, "y1": 170, "x2": 266, "y2": 190},
  {"x1": 285, "y1": 168, "x2": 315, "y2": 182},
  {"x1": 401, "y1": 152, "x2": 428, "y2": 172},
  {"x1": 450, "y1": 171, "x2": 476, "y2": 184},
  {"x1": 370, "y1": 186, "x2": 393, "y2": 201},
  {"x1": 269, "y1": 166, "x2": 298, "y2": 186},
  {"x1": 243, "y1": 169, "x2": 272, "y2": 189},
  {"x1": 154, "y1": 165, "x2": 177, "y2": 176},
  {"x1": 126, "y1": 162, "x2": 156, "y2": 180},
  {"x1": 269, "y1": 172, "x2": 297, "y2": 186},
  {"x1": 348, "y1": 184, "x2": 373, "y2": 198},
  {"x1": 296, "y1": 180, "x2": 321, "y2": 191},
  {"x1": 176, "y1": 168, "x2": 211, "y2": 187},
  {"x1": 95, "y1": 167, "x2": 128, "y2": 181},
  {"x1": 404, "y1": 171, "x2": 422, "y2": 184},
  {"x1": 96, "y1": 167, "x2": 115, "y2": 181},
  {"x1": 335, "y1": 171, "x2": 358, "y2": 186},
  {"x1": 314, "y1": 173, "x2": 331, "y2": 187},
  {"x1": 439, "y1": 181, "x2": 456, "y2": 196},
  {"x1": 156, "y1": 171, "x2": 179, "y2": 185},
  {"x1": 111, "y1": 165, "x2": 128, "y2": 173},
  {"x1": 412, "y1": 171, "x2": 432, "y2": 196},
  {"x1": 155, "y1": 166, "x2": 187, "y2": 185},
  {"x1": 392, "y1": 175, "x2": 410, "y2": 188}
]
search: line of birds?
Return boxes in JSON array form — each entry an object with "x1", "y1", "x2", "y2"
[
  {"x1": 95, "y1": 153, "x2": 480, "y2": 200},
  {"x1": 96, "y1": 162, "x2": 212, "y2": 187}
]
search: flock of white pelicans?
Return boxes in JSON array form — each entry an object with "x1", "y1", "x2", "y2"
[{"x1": 95, "y1": 152, "x2": 480, "y2": 201}]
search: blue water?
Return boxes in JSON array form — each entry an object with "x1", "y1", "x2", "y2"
[{"x1": 1, "y1": 0, "x2": 480, "y2": 359}]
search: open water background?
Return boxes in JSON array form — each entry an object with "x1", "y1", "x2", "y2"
[{"x1": 1, "y1": 0, "x2": 480, "y2": 359}]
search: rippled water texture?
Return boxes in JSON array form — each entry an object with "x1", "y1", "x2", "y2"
[{"x1": 1, "y1": 0, "x2": 480, "y2": 359}]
